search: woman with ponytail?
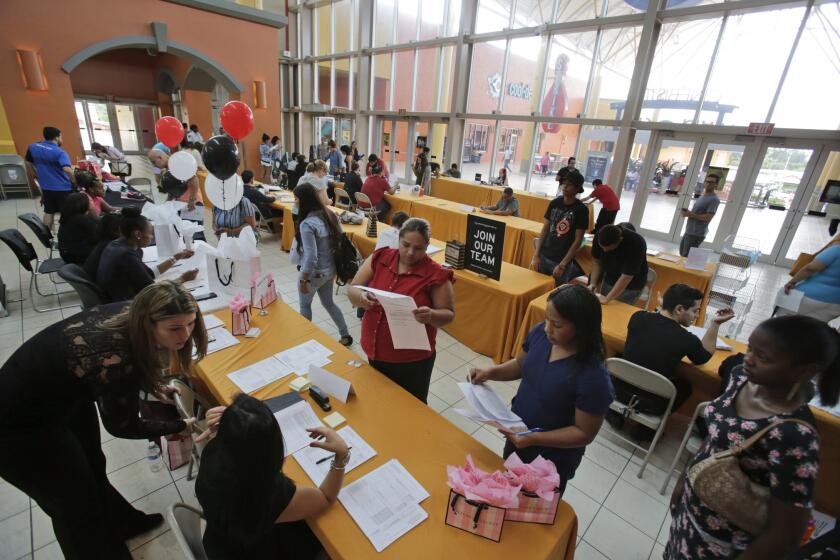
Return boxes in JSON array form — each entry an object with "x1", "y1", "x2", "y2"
[{"x1": 666, "y1": 315, "x2": 839, "y2": 559}]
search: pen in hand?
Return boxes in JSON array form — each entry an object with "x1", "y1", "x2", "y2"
[
  {"x1": 315, "y1": 446, "x2": 353, "y2": 465},
  {"x1": 514, "y1": 428, "x2": 544, "y2": 437}
]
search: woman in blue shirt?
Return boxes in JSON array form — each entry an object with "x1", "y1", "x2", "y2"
[
  {"x1": 782, "y1": 243, "x2": 840, "y2": 322},
  {"x1": 470, "y1": 284, "x2": 614, "y2": 493},
  {"x1": 293, "y1": 182, "x2": 352, "y2": 346}
]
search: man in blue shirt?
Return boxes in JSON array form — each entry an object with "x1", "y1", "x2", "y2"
[
  {"x1": 325, "y1": 140, "x2": 344, "y2": 176},
  {"x1": 25, "y1": 126, "x2": 74, "y2": 229}
]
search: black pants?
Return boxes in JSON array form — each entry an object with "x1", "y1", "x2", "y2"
[
  {"x1": 0, "y1": 400, "x2": 143, "y2": 559},
  {"x1": 370, "y1": 353, "x2": 436, "y2": 404},
  {"x1": 594, "y1": 209, "x2": 618, "y2": 233}
]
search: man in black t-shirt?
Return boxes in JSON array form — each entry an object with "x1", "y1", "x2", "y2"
[
  {"x1": 590, "y1": 224, "x2": 649, "y2": 304},
  {"x1": 554, "y1": 156, "x2": 576, "y2": 196},
  {"x1": 531, "y1": 170, "x2": 588, "y2": 286}
]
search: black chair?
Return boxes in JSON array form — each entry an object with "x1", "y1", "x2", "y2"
[
  {"x1": 0, "y1": 229, "x2": 74, "y2": 312},
  {"x1": 18, "y1": 213, "x2": 57, "y2": 257},
  {"x1": 57, "y1": 264, "x2": 104, "y2": 310}
]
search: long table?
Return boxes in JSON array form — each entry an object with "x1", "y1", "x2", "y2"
[
  {"x1": 193, "y1": 303, "x2": 578, "y2": 559},
  {"x1": 512, "y1": 291, "x2": 840, "y2": 519},
  {"x1": 345, "y1": 222, "x2": 555, "y2": 364}
]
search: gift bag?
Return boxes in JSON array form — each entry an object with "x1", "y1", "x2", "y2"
[
  {"x1": 161, "y1": 430, "x2": 193, "y2": 470},
  {"x1": 251, "y1": 272, "x2": 278, "y2": 310},
  {"x1": 504, "y1": 490, "x2": 561, "y2": 524},
  {"x1": 77, "y1": 159, "x2": 102, "y2": 179},
  {"x1": 445, "y1": 490, "x2": 506, "y2": 542},
  {"x1": 230, "y1": 295, "x2": 251, "y2": 336},
  {"x1": 154, "y1": 223, "x2": 182, "y2": 259},
  {"x1": 208, "y1": 255, "x2": 261, "y2": 296}
]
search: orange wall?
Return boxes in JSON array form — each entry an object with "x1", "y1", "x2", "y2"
[
  {"x1": 70, "y1": 49, "x2": 158, "y2": 102},
  {"x1": 0, "y1": 0, "x2": 280, "y2": 165},
  {"x1": 183, "y1": 89, "x2": 213, "y2": 140}
]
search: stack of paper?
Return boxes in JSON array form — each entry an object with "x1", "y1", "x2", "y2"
[
  {"x1": 227, "y1": 355, "x2": 295, "y2": 393},
  {"x1": 453, "y1": 382, "x2": 524, "y2": 429},
  {"x1": 686, "y1": 326, "x2": 733, "y2": 351},
  {"x1": 338, "y1": 460, "x2": 429, "y2": 552},
  {"x1": 273, "y1": 400, "x2": 325, "y2": 456},
  {"x1": 275, "y1": 340, "x2": 333, "y2": 374},
  {"x1": 203, "y1": 314, "x2": 225, "y2": 331},
  {"x1": 205, "y1": 328, "x2": 240, "y2": 355},
  {"x1": 657, "y1": 253, "x2": 681, "y2": 263},
  {"x1": 358, "y1": 287, "x2": 431, "y2": 351},
  {"x1": 293, "y1": 426, "x2": 377, "y2": 485}
]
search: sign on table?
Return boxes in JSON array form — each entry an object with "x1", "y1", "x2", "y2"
[{"x1": 466, "y1": 214, "x2": 505, "y2": 281}]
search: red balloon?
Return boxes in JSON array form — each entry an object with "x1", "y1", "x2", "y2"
[
  {"x1": 220, "y1": 101, "x2": 254, "y2": 140},
  {"x1": 155, "y1": 116, "x2": 184, "y2": 148}
]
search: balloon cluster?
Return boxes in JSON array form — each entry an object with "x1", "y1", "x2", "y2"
[{"x1": 152, "y1": 101, "x2": 255, "y2": 211}]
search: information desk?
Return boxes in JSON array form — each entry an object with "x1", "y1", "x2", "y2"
[
  {"x1": 512, "y1": 291, "x2": 840, "y2": 519},
  {"x1": 345, "y1": 223, "x2": 555, "y2": 363},
  {"x1": 193, "y1": 303, "x2": 578, "y2": 559}
]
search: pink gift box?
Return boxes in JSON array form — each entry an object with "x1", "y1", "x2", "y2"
[
  {"x1": 444, "y1": 490, "x2": 506, "y2": 542},
  {"x1": 231, "y1": 306, "x2": 251, "y2": 336}
]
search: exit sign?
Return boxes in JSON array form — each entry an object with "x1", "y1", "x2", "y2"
[{"x1": 747, "y1": 122, "x2": 775, "y2": 135}]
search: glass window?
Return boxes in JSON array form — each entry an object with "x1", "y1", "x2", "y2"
[
  {"x1": 494, "y1": 121, "x2": 528, "y2": 187},
  {"x1": 703, "y1": 7, "x2": 807, "y2": 126},
  {"x1": 513, "y1": 0, "x2": 554, "y2": 28},
  {"x1": 462, "y1": 119, "x2": 496, "y2": 182},
  {"x1": 75, "y1": 101, "x2": 91, "y2": 151},
  {"x1": 476, "y1": 0, "x2": 511, "y2": 34},
  {"x1": 606, "y1": 0, "x2": 647, "y2": 17},
  {"x1": 371, "y1": 53, "x2": 393, "y2": 110},
  {"x1": 316, "y1": 62, "x2": 331, "y2": 104},
  {"x1": 415, "y1": 48, "x2": 441, "y2": 112},
  {"x1": 446, "y1": 0, "x2": 463, "y2": 36},
  {"x1": 642, "y1": 19, "x2": 722, "y2": 124},
  {"x1": 785, "y1": 150, "x2": 840, "y2": 259},
  {"x1": 374, "y1": 0, "x2": 396, "y2": 47},
  {"x1": 530, "y1": 122, "x2": 582, "y2": 195},
  {"x1": 616, "y1": 135, "x2": 652, "y2": 224},
  {"x1": 419, "y1": 0, "x2": 447, "y2": 40},
  {"x1": 315, "y1": 4, "x2": 332, "y2": 56},
  {"x1": 115, "y1": 105, "x2": 138, "y2": 152},
  {"x1": 393, "y1": 50, "x2": 415, "y2": 111},
  {"x1": 87, "y1": 102, "x2": 114, "y2": 147},
  {"x1": 577, "y1": 125, "x2": 622, "y2": 191},
  {"x1": 437, "y1": 45, "x2": 457, "y2": 112},
  {"x1": 555, "y1": 0, "x2": 599, "y2": 24},
  {"x1": 334, "y1": 58, "x2": 354, "y2": 109},
  {"x1": 587, "y1": 26, "x2": 641, "y2": 119},
  {"x1": 467, "y1": 40, "x2": 506, "y2": 113},
  {"x1": 773, "y1": 4, "x2": 840, "y2": 130},
  {"x1": 544, "y1": 32, "x2": 596, "y2": 120},
  {"x1": 502, "y1": 36, "x2": 546, "y2": 116},
  {"x1": 397, "y1": 3, "x2": 419, "y2": 44},
  {"x1": 334, "y1": 0, "x2": 354, "y2": 53}
]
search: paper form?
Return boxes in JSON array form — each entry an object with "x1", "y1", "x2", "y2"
[
  {"x1": 203, "y1": 314, "x2": 224, "y2": 331},
  {"x1": 274, "y1": 340, "x2": 333, "y2": 374},
  {"x1": 338, "y1": 459, "x2": 429, "y2": 552},
  {"x1": 426, "y1": 243, "x2": 443, "y2": 256},
  {"x1": 204, "y1": 328, "x2": 240, "y2": 355},
  {"x1": 359, "y1": 287, "x2": 431, "y2": 351},
  {"x1": 142, "y1": 246, "x2": 159, "y2": 263},
  {"x1": 456, "y1": 382, "x2": 524, "y2": 429},
  {"x1": 684, "y1": 247, "x2": 712, "y2": 270},
  {"x1": 775, "y1": 288, "x2": 804, "y2": 313},
  {"x1": 657, "y1": 253, "x2": 681, "y2": 263},
  {"x1": 272, "y1": 400, "x2": 325, "y2": 457},
  {"x1": 227, "y1": 356, "x2": 295, "y2": 394},
  {"x1": 292, "y1": 426, "x2": 377, "y2": 485},
  {"x1": 686, "y1": 326, "x2": 733, "y2": 351}
]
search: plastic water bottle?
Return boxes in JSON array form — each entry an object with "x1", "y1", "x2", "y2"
[{"x1": 147, "y1": 442, "x2": 162, "y2": 473}]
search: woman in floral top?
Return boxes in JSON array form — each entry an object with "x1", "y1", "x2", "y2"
[{"x1": 665, "y1": 315, "x2": 839, "y2": 559}]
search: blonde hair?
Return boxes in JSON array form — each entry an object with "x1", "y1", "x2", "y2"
[
  {"x1": 307, "y1": 159, "x2": 327, "y2": 174},
  {"x1": 104, "y1": 281, "x2": 208, "y2": 390}
]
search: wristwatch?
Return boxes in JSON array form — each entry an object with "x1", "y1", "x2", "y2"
[
  {"x1": 330, "y1": 449, "x2": 352, "y2": 471},
  {"x1": 168, "y1": 256, "x2": 177, "y2": 265}
]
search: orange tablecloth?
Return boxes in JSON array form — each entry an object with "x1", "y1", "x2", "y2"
[
  {"x1": 193, "y1": 303, "x2": 578, "y2": 559},
  {"x1": 512, "y1": 292, "x2": 840, "y2": 518},
  {"x1": 347, "y1": 223, "x2": 555, "y2": 363}
]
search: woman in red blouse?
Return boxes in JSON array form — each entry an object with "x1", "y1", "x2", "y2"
[{"x1": 347, "y1": 218, "x2": 455, "y2": 403}]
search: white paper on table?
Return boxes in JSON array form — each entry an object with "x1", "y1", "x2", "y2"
[
  {"x1": 810, "y1": 510, "x2": 838, "y2": 540},
  {"x1": 272, "y1": 400, "x2": 325, "y2": 457},
  {"x1": 359, "y1": 287, "x2": 431, "y2": 351},
  {"x1": 657, "y1": 253, "x2": 681, "y2": 263},
  {"x1": 227, "y1": 355, "x2": 295, "y2": 394},
  {"x1": 104, "y1": 181, "x2": 124, "y2": 192},
  {"x1": 275, "y1": 340, "x2": 333, "y2": 374},
  {"x1": 459, "y1": 204, "x2": 475, "y2": 213},
  {"x1": 204, "y1": 328, "x2": 240, "y2": 355},
  {"x1": 308, "y1": 364, "x2": 355, "y2": 403},
  {"x1": 456, "y1": 382, "x2": 524, "y2": 429},
  {"x1": 203, "y1": 314, "x2": 225, "y2": 331},
  {"x1": 338, "y1": 459, "x2": 429, "y2": 552},
  {"x1": 686, "y1": 326, "x2": 733, "y2": 351},
  {"x1": 142, "y1": 246, "x2": 159, "y2": 263},
  {"x1": 646, "y1": 249, "x2": 660, "y2": 256},
  {"x1": 426, "y1": 243, "x2": 443, "y2": 256},
  {"x1": 774, "y1": 288, "x2": 804, "y2": 313},
  {"x1": 685, "y1": 247, "x2": 712, "y2": 270},
  {"x1": 293, "y1": 426, "x2": 377, "y2": 485}
]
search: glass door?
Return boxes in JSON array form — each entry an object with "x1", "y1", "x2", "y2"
[
  {"x1": 115, "y1": 105, "x2": 139, "y2": 152},
  {"x1": 688, "y1": 141, "x2": 748, "y2": 247},
  {"x1": 637, "y1": 136, "x2": 700, "y2": 238},
  {"x1": 379, "y1": 119, "x2": 395, "y2": 173}
]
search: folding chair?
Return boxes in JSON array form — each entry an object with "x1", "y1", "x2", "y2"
[
  {"x1": 168, "y1": 378, "x2": 212, "y2": 481},
  {"x1": 18, "y1": 213, "x2": 57, "y2": 257},
  {"x1": 0, "y1": 229, "x2": 75, "y2": 312},
  {"x1": 605, "y1": 358, "x2": 677, "y2": 478},
  {"x1": 167, "y1": 503, "x2": 208, "y2": 560},
  {"x1": 634, "y1": 267, "x2": 658, "y2": 310},
  {"x1": 659, "y1": 401, "x2": 710, "y2": 494},
  {"x1": 334, "y1": 187, "x2": 353, "y2": 210},
  {"x1": 57, "y1": 264, "x2": 104, "y2": 310}
]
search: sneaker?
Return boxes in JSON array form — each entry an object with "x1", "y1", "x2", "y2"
[{"x1": 339, "y1": 335, "x2": 353, "y2": 347}]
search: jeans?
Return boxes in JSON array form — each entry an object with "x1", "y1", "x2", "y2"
[
  {"x1": 298, "y1": 272, "x2": 350, "y2": 337},
  {"x1": 539, "y1": 254, "x2": 582, "y2": 286},
  {"x1": 679, "y1": 234, "x2": 705, "y2": 257},
  {"x1": 601, "y1": 281, "x2": 643, "y2": 305}
]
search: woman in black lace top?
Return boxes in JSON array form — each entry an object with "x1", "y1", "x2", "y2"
[{"x1": 0, "y1": 281, "x2": 208, "y2": 559}]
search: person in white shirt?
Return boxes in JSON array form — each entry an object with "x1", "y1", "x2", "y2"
[
  {"x1": 91, "y1": 142, "x2": 128, "y2": 177},
  {"x1": 186, "y1": 124, "x2": 204, "y2": 144},
  {"x1": 374, "y1": 211, "x2": 409, "y2": 251}
]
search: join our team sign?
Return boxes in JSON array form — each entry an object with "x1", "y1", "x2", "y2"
[{"x1": 466, "y1": 214, "x2": 505, "y2": 281}]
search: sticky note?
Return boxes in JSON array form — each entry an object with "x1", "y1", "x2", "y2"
[
  {"x1": 289, "y1": 376, "x2": 311, "y2": 392},
  {"x1": 323, "y1": 411, "x2": 346, "y2": 428}
]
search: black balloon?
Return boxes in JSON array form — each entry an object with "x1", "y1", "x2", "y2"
[
  {"x1": 202, "y1": 135, "x2": 240, "y2": 181},
  {"x1": 160, "y1": 171, "x2": 187, "y2": 199}
]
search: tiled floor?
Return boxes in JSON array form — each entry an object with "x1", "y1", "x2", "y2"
[{"x1": 0, "y1": 160, "x2": 801, "y2": 559}]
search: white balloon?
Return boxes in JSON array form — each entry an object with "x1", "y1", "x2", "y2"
[
  {"x1": 204, "y1": 174, "x2": 244, "y2": 211},
  {"x1": 168, "y1": 151, "x2": 198, "y2": 181}
]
